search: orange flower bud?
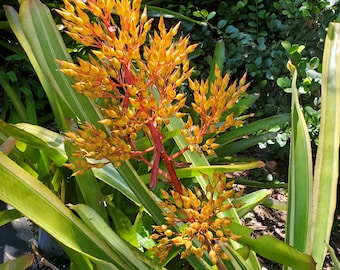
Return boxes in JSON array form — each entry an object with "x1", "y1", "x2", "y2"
[
  {"x1": 97, "y1": 0, "x2": 105, "y2": 9},
  {"x1": 93, "y1": 22, "x2": 104, "y2": 36},
  {"x1": 209, "y1": 249, "x2": 218, "y2": 265},
  {"x1": 206, "y1": 230, "x2": 214, "y2": 240},
  {"x1": 182, "y1": 59, "x2": 190, "y2": 72},
  {"x1": 164, "y1": 229, "x2": 173, "y2": 237},
  {"x1": 61, "y1": 68, "x2": 77, "y2": 76},
  {"x1": 197, "y1": 235, "x2": 205, "y2": 243},
  {"x1": 175, "y1": 112, "x2": 185, "y2": 118},
  {"x1": 239, "y1": 72, "x2": 247, "y2": 86},
  {"x1": 160, "y1": 189, "x2": 170, "y2": 199},
  {"x1": 63, "y1": 163, "x2": 76, "y2": 170},
  {"x1": 98, "y1": 119, "x2": 112, "y2": 126},
  {"x1": 190, "y1": 222, "x2": 200, "y2": 230},
  {"x1": 213, "y1": 243, "x2": 221, "y2": 252},
  {"x1": 207, "y1": 149, "x2": 215, "y2": 156},
  {"x1": 172, "y1": 236, "x2": 183, "y2": 245},
  {"x1": 192, "y1": 103, "x2": 202, "y2": 114},
  {"x1": 185, "y1": 240, "x2": 192, "y2": 249},
  {"x1": 140, "y1": 7, "x2": 148, "y2": 24},
  {"x1": 171, "y1": 22, "x2": 180, "y2": 36},
  {"x1": 103, "y1": 0, "x2": 114, "y2": 12},
  {"x1": 56, "y1": 9, "x2": 73, "y2": 21},
  {"x1": 188, "y1": 78, "x2": 198, "y2": 91},
  {"x1": 89, "y1": 1, "x2": 103, "y2": 17},
  {"x1": 220, "y1": 252, "x2": 229, "y2": 260},
  {"x1": 64, "y1": 0, "x2": 74, "y2": 13},
  {"x1": 186, "y1": 43, "x2": 198, "y2": 54},
  {"x1": 158, "y1": 16, "x2": 165, "y2": 32},
  {"x1": 194, "y1": 247, "x2": 203, "y2": 259},
  {"x1": 75, "y1": 0, "x2": 86, "y2": 10}
]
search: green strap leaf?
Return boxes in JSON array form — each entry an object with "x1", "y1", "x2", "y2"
[
  {"x1": 0, "y1": 208, "x2": 23, "y2": 227},
  {"x1": 310, "y1": 22, "x2": 340, "y2": 268},
  {"x1": 5, "y1": 0, "x2": 103, "y2": 131},
  {"x1": 107, "y1": 206, "x2": 138, "y2": 248},
  {"x1": 70, "y1": 204, "x2": 162, "y2": 270},
  {"x1": 0, "y1": 254, "x2": 34, "y2": 270},
  {"x1": 0, "y1": 120, "x2": 67, "y2": 166},
  {"x1": 215, "y1": 114, "x2": 290, "y2": 145},
  {"x1": 147, "y1": 6, "x2": 207, "y2": 26},
  {"x1": 209, "y1": 39, "x2": 225, "y2": 83},
  {"x1": 230, "y1": 222, "x2": 316, "y2": 269},
  {"x1": 286, "y1": 61, "x2": 313, "y2": 255},
  {"x1": 234, "y1": 189, "x2": 271, "y2": 217},
  {"x1": 0, "y1": 151, "x2": 127, "y2": 267},
  {"x1": 174, "y1": 162, "x2": 264, "y2": 178}
]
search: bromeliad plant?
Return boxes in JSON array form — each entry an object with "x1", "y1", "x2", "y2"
[
  {"x1": 56, "y1": 0, "x2": 249, "y2": 194},
  {"x1": 0, "y1": 0, "x2": 332, "y2": 269}
]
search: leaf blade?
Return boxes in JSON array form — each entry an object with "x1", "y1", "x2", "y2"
[{"x1": 310, "y1": 22, "x2": 340, "y2": 268}]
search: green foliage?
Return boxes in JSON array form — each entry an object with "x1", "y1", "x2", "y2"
[
  {"x1": 285, "y1": 21, "x2": 340, "y2": 267},
  {"x1": 0, "y1": 5, "x2": 51, "y2": 125},
  {"x1": 178, "y1": 0, "x2": 337, "y2": 92},
  {"x1": 156, "y1": 0, "x2": 338, "y2": 149},
  {"x1": 0, "y1": 0, "x2": 338, "y2": 269}
]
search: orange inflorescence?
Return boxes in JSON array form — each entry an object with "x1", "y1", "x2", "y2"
[
  {"x1": 57, "y1": 0, "x2": 250, "y2": 192},
  {"x1": 182, "y1": 66, "x2": 250, "y2": 156},
  {"x1": 57, "y1": 0, "x2": 196, "y2": 181},
  {"x1": 149, "y1": 172, "x2": 242, "y2": 265}
]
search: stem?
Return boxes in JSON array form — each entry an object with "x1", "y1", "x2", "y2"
[
  {"x1": 147, "y1": 121, "x2": 182, "y2": 193},
  {"x1": 150, "y1": 147, "x2": 160, "y2": 189},
  {"x1": 129, "y1": 139, "x2": 170, "y2": 180},
  {"x1": 169, "y1": 145, "x2": 189, "y2": 160}
]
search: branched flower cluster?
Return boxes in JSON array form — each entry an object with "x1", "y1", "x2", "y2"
[
  {"x1": 57, "y1": 0, "x2": 250, "y2": 193},
  {"x1": 183, "y1": 66, "x2": 250, "y2": 155},
  {"x1": 150, "y1": 172, "x2": 243, "y2": 265}
]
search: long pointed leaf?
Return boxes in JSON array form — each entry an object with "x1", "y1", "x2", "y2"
[
  {"x1": 0, "y1": 209, "x2": 22, "y2": 227},
  {"x1": 147, "y1": 6, "x2": 206, "y2": 26},
  {"x1": 0, "y1": 120, "x2": 67, "y2": 166},
  {"x1": 70, "y1": 204, "x2": 161, "y2": 270},
  {"x1": 5, "y1": 0, "x2": 103, "y2": 131},
  {"x1": 0, "y1": 254, "x2": 34, "y2": 270},
  {"x1": 117, "y1": 162, "x2": 164, "y2": 225},
  {"x1": 229, "y1": 222, "x2": 316, "y2": 269},
  {"x1": 174, "y1": 162, "x2": 264, "y2": 178},
  {"x1": 93, "y1": 164, "x2": 140, "y2": 205},
  {"x1": 215, "y1": 114, "x2": 290, "y2": 145},
  {"x1": 4, "y1": 4, "x2": 71, "y2": 130},
  {"x1": 286, "y1": 62, "x2": 313, "y2": 255},
  {"x1": 234, "y1": 189, "x2": 271, "y2": 217},
  {"x1": 0, "y1": 151, "x2": 127, "y2": 267},
  {"x1": 310, "y1": 22, "x2": 340, "y2": 268}
]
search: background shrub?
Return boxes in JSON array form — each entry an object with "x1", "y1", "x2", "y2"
[{"x1": 150, "y1": 0, "x2": 339, "y2": 153}]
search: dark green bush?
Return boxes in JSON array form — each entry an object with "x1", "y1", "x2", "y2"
[{"x1": 153, "y1": 0, "x2": 338, "y2": 147}]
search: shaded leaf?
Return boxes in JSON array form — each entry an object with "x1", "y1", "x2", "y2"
[{"x1": 0, "y1": 254, "x2": 34, "y2": 270}]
